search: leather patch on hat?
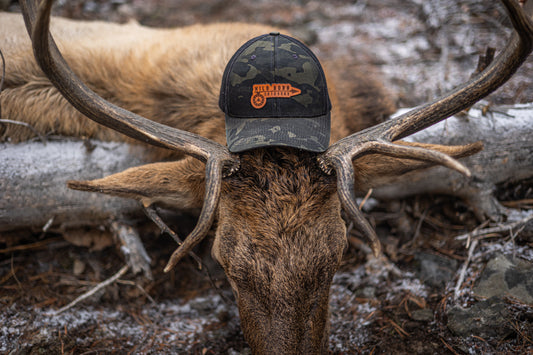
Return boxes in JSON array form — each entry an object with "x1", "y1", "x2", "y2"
[{"x1": 251, "y1": 83, "x2": 302, "y2": 109}]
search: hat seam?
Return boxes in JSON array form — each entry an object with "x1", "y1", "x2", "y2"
[
  {"x1": 219, "y1": 33, "x2": 271, "y2": 113},
  {"x1": 278, "y1": 34, "x2": 331, "y2": 112},
  {"x1": 221, "y1": 33, "x2": 332, "y2": 153}
]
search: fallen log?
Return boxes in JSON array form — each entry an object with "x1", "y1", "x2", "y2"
[
  {"x1": 0, "y1": 139, "x2": 147, "y2": 232},
  {"x1": 1, "y1": 103, "x2": 531, "y2": 233},
  {"x1": 373, "y1": 102, "x2": 533, "y2": 221}
]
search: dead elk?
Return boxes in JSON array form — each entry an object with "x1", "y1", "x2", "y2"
[{"x1": 2, "y1": 0, "x2": 532, "y2": 353}]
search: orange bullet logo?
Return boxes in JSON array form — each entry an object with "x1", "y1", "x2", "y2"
[{"x1": 250, "y1": 83, "x2": 301, "y2": 109}]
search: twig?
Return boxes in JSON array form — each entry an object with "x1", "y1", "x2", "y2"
[
  {"x1": 403, "y1": 207, "x2": 429, "y2": 249},
  {"x1": 42, "y1": 217, "x2": 55, "y2": 233},
  {"x1": 510, "y1": 319, "x2": 533, "y2": 344},
  {"x1": 142, "y1": 204, "x2": 204, "y2": 269},
  {"x1": 509, "y1": 223, "x2": 527, "y2": 260},
  {"x1": 52, "y1": 265, "x2": 129, "y2": 315},
  {"x1": 455, "y1": 215, "x2": 533, "y2": 241},
  {"x1": 39, "y1": 216, "x2": 56, "y2": 239},
  {"x1": 440, "y1": 337, "x2": 460, "y2": 355},
  {"x1": 359, "y1": 188, "x2": 373, "y2": 210},
  {"x1": 413, "y1": 207, "x2": 428, "y2": 243},
  {"x1": 0, "y1": 119, "x2": 47, "y2": 143},
  {"x1": 387, "y1": 319, "x2": 410, "y2": 337},
  {"x1": 501, "y1": 198, "x2": 533, "y2": 209},
  {"x1": 0, "y1": 236, "x2": 63, "y2": 254},
  {"x1": 471, "y1": 335, "x2": 488, "y2": 343},
  {"x1": 453, "y1": 239, "x2": 478, "y2": 300},
  {"x1": 116, "y1": 279, "x2": 155, "y2": 304},
  {"x1": 11, "y1": 254, "x2": 23, "y2": 291},
  {"x1": 111, "y1": 221, "x2": 153, "y2": 280},
  {"x1": 133, "y1": 209, "x2": 233, "y2": 305},
  {"x1": 466, "y1": 220, "x2": 490, "y2": 249}
]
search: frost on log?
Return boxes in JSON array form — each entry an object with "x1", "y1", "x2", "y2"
[
  {"x1": 0, "y1": 140, "x2": 146, "y2": 232},
  {"x1": 372, "y1": 103, "x2": 533, "y2": 223},
  {"x1": 1, "y1": 103, "x2": 532, "y2": 234}
]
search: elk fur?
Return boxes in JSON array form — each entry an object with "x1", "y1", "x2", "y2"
[
  {"x1": 1, "y1": 11, "x2": 477, "y2": 190},
  {"x1": 0, "y1": 9, "x2": 485, "y2": 354}
]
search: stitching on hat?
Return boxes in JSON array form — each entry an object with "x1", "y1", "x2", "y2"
[{"x1": 250, "y1": 83, "x2": 302, "y2": 109}]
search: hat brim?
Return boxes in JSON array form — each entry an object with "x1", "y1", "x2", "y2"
[{"x1": 225, "y1": 113, "x2": 331, "y2": 153}]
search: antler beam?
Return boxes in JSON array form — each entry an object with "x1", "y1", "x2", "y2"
[
  {"x1": 19, "y1": 0, "x2": 238, "y2": 168},
  {"x1": 320, "y1": 0, "x2": 533, "y2": 256},
  {"x1": 19, "y1": 0, "x2": 240, "y2": 270}
]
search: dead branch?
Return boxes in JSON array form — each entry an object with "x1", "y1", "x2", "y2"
[
  {"x1": 111, "y1": 221, "x2": 153, "y2": 280},
  {"x1": 0, "y1": 119, "x2": 46, "y2": 142},
  {"x1": 453, "y1": 239, "x2": 479, "y2": 300},
  {"x1": 1, "y1": 103, "x2": 531, "y2": 235},
  {"x1": 0, "y1": 139, "x2": 149, "y2": 232},
  {"x1": 373, "y1": 102, "x2": 533, "y2": 222},
  {"x1": 52, "y1": 264, "x2": 129, "y2": 315},
  {"x1": 455, "y1": 214, "x2": 533, "y2": 241}
]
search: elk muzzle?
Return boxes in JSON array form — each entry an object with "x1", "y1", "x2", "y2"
[{"x1": 212, "y1": 149, "x2": 346, "y2": 354}]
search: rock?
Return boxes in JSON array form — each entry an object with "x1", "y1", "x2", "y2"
[
  {"x1": 447, "y1": 297, "x2": 513, "y2": 338},
  {"x1": 447, "y1": 254, "x2": 533, "y2": 340},
  {"x1": 473, "y1": 254, "x2": 533, "y2": 304},
  {"x1": 410, "y1": 308, "x2": 434, "y2": 322},
  {"x1": 73, "y1": 259, "x2": 86, "y2": 276},
  {"x1": 354, "y1": 286, "x2": 376, "y2": 299},
  {"x1": 415, "y1": 252, "x2": 458, "y2": 288}
]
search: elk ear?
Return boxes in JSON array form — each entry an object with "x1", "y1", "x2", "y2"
[
  {"x1": 353, "y1": 141, "x2": 483, "y2": 193},
  {"x1": 67, "y1": 158, "x2": 206, "y2": 209}
]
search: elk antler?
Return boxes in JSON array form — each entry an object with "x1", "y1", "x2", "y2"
[
  {"x1": 319, "y1": 0, "x2": 533, "y2": 257},
  {"x1": 0, "y1": 49, "x2": 4, "y2": 95},
  {"x1": 19, "y1": 0, "x2": 240, "y2": 271},
  {"x1": 0, "y1": 48, "x2": 4, "y2": 119}
]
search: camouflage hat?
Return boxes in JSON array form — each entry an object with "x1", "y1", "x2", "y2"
[{"x1": 219, "y1": 32, "x2": 331, "y2": 153}]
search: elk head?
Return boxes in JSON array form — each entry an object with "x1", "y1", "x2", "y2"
[{"x1": 19, "y1": 0, "x2": 533, "y2": 353}]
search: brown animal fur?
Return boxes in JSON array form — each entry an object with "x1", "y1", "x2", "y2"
[
  {"x1": 0, "y1": 13, "x2": 394, "y2": 157},
  {"x1": 214, "y1": 148, "x2": 345, "y2": 354},
  {"x1": 0, "y1": 11, "x2": 482, "y2": 354}
]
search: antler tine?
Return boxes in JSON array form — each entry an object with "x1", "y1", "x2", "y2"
[
  {"x1": 333, "y1": 156, "x2": 382, "y2": 257},
  {"x1": 0, "y1": 49, "x2": 5, "y2": 95},
  {"x1": 20, "y1": 0, "x2": 240, "y2": 271},
  {"x1": 319, "y1": 0, "x2": 533, "y2": 254},
  {"x1": 19, "y1": 0, "x2": 238, "y2": 168},
  {"x1": 163, "y1": 157, "x2": 224, "y2": 272},
  {"x1": 383, "y1": 0, "x2": 532, "y2": 142},
  {"x1": 0, "y1": 48, "x2": 4, "y2": 121},
  {"x1": 322, "y1": 0, "x2": 533, "y2": 162}
]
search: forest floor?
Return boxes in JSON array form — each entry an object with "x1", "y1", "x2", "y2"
[{"x1": 1, "y1": 0, "x2": 533, "y2": 354}]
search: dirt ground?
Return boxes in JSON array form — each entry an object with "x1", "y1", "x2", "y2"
[{"x1": 1, "y1": 0, "x2": 533, "y2": 354}]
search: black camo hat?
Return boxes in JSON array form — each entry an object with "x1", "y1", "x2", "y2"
[{"x1": 219, "y1": 32, "x2": 331, "y2": 153}]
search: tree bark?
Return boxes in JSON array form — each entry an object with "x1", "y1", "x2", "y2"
[
  {"x1": 1, "y1": 103, "x2": 532, "y2": 232},
  {"x1": 372, "y1": 103, "x2": 533, "y2": 221},
  {"x1": 0, "y1": 139, "x2": 148, "y2": 232}
]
